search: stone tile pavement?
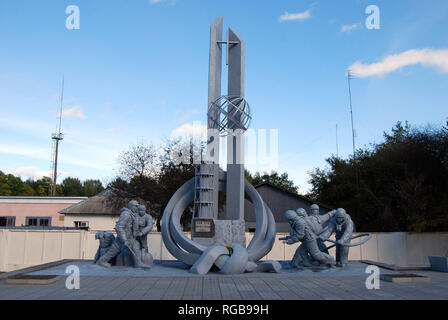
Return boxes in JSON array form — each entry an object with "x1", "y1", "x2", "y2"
[{"x1": 0, "y1": 261, "x2": 447, "y2": 300}]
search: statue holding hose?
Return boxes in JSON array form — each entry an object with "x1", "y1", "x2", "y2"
[
  {"x1": 319, "y1": 208, "x2": 354, "y2": 267},
  {"x1": 282, "y1": 206, "x2": 371, "y2": 269},
  {"x1": 281, "y1": 210, "x2": 335, "y2": 267}
]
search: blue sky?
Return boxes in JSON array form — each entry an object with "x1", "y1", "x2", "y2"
[{"x1": 0, "y1": 0, "x2": 447, "y2": 192}]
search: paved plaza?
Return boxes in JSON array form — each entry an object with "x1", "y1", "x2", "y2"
[{"x1": 0, "y1": 261, "x2": 447, "y2": 300}]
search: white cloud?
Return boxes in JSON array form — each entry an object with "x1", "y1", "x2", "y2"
[
  {"x1": 9, "y1": 166, "x2": 69, "y2": 180},
  {"x1": 341, "y1": 22, "x2": 361, "y2": 32},
  {"x1": 173, "y1": 108, "x2": 199, "y2": 123},
  {"x1": 348, "y1": 48, "x2": 448, "y2": 78},
  {"x1": 171, "y1": 122, "x2": 207, "y2": 137},
  {"x1": 0, "y1": 141, "x2": 109, "y2": 171},
  {"x1": 279, "y1": 10, "x2": 311, "y2": 22},
  {"x1": 10, "y1": 166, "x2": 41, "y2": 178},
  {"x1": 0, "y1": 116, "x2": 53, "y2": 137},
  {"x1": 149, "y1": 0, "x2": 161, "y2": 4},
  {"x1": 0, "y1": 144, "x2": 48, "y2": 159},
  {"x1": 61, "y1": 105, "x2": 86, "y2": 119}
]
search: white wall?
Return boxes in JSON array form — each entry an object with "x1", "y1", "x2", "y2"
[
  {"x1": 64, "y1": 214, "x2": 119, "y2": 232},
  {"x1": 1, "y1": 229, "x2": 447, "y2": 272}
]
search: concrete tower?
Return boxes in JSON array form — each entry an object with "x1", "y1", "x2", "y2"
[{"x1": 192, "y1": 17, "x2": 248, "y2": 246}]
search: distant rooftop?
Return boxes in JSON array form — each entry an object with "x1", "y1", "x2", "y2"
[
  {"x1": 0, "y1": 196, "x2": 87, "y2": 204},
  {"x1": 59, "y1": 189, "x2": 127, "y2": 215},
  {"x1": 253, "y1": 182, "x2": 333, "y2": 210}
]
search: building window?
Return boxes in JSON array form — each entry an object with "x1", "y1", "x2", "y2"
[
  {"x1": 0, "y1": 216, "x2": 16, "y2": 227},
  {"x1": 25, "y1": 217, "x2": 52, "y2": 227},
  {"x1": 74, "y1": 221, "x2": 89, "y2": 230}
]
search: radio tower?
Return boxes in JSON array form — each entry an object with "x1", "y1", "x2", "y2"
[
  {"x1": 347, "y1": 70, "x2": 359, "y2": 187},
  {"x1": 50, "y1": 77, "x2": 65, "y2": 196}
]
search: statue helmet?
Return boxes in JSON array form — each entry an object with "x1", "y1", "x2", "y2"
[
  {"x1": 295, "y1": 208, "x2": 307, "y2": 218},
  {"x1": 138, "y1": 204, "x2": 146, "y2": 211},
  {"x1": 336, "y1": 208, "x2": 348, "y2": 223},
  {"x1": 95, "y1": 231, "x2": 104, "y2": 240},
  {"x1": 284, "y1": 210, "x2": 298, "y2": 222},
  {"x1": 128, "y1": 200, "x2": 139, "y2": 211},
  {"x1": 310, "y1": 204, "x2": 319, "y2": 211}
]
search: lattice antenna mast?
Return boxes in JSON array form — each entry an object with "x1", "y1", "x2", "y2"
[
  {"x1": 57, "y1": 77, "x2": 64, "y2": 135},
  {"x1": 50, "y1": 76, "x2": 65, "y2": 196},
  {"x1": 336, "y1": 123, "x2": 339, "y2": 158},
  {"x1": 347, "y1": 70, "x2": 359, "y2": 186},
  {"x1": 347, "y1": 70, "x2": 356, "y2": 158}
]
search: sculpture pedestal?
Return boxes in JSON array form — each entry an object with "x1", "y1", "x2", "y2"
[{"x1": 193, "y1": 219, "x2": 246, "y2": 247}]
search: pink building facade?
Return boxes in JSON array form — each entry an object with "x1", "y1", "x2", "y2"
[{"x1": 0, "y1": 197, "x2": 87, "y2": 227}]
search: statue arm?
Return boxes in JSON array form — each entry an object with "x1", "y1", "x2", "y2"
[
  {"x1": 340, "y1": 219, "x2": 354, "y2": 244},
  {"x1": 279, "y1": 226, "x2": 294, "y2": 240},
  {"x1": 288, "y1": 223, "x2": 304, "y2": 244},
  {"x1": 318, "y1": 222, "x2": 335, "y2": 240},
  {"x1": 116, "y1": 213, "x2": 131, "y2": 243},
  {"x1": 133, "y1": 218, "x2": 139, "y2": 235},
  {"x1": 318, "y1": 210, "x2": 337, "y2": 225},
  {"x1": 140, "y1": 215, "x2": 153, "y2": 235}
]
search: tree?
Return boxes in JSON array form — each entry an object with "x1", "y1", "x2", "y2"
[
  {"x1": 26, "y1": 177, "x2": 53, "y2": 196},
  {"x1": 156, "y1": 139, "x2": 201, "y2": 231},
  {"x1": 0, "y1": 171, "x2": 12, "y2": 196},
  {"x1": 82, "y1": 179, "x2": 104, "y2": 197},
  {"x1": 0, "y1": 170, "x2": 102, "y2": 197},
  {"x1": 61, "y1": 177, "x2": 84, "y2": 196},
  {"x1": 110, "y1": 138, "x2": 204, "y2": 231},
  {"x1": 308, "y1": 122, "x2": 448, "y2": 232},
  {"x1": 6, "y1": 174, "x2": 30, "y2": 195},
  {"x1": 117, "y1": 141, "x2": 159, "y2": 181},
  {"x1": 246, "y1": 170, "x2": 299, "y2": 194}
]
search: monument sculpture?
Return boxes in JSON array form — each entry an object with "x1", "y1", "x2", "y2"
[
  {"x1": 161, "y1": 17, "x2": 280, "y2": 275},
  {"x1": 282, "y1": 210, "x2": 335, "y2": 267},
  {"x1": 95, "y1": 200, "x2": 153, "y2": 269},
  {"x1": 283, "y1": 205, "x2": 372, "y2": 268},
  {"x1": 91, "y1": 18, "x2": 371, "y2": 275}
]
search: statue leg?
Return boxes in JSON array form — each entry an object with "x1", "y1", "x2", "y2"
[
  {"x1": 96, "y1": 239, "x2": 122, "y2": 268},
  {"x1": 291, "y1": 246, "x2": 302, "y2": 267},
  {"x1": 129, "y1": 239, "x2": 152, "y2": 269},
  {"x1": 306, "y1": 240, "x2": 335, "y2": 267},
  {"x1": 140, "y1": 235, "x2": 149, "y2": 251},
  {"x1": 93, "y1": 249, "x2": 100, "y2": 264},
  {"x1": 317, "y1": 238, "x2": 329, "y2": 254},
  {"x1": 336, "y1": 244, "x2": 341, "y2": 264},
  {"x1": 336, "y1": 244, "x2": 349, "y2": 266},
  {"x1": 298, "y1": 243, "x2": 313, "y2": 267}
]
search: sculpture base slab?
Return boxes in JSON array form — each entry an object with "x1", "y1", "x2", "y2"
[{"x1": 295, "y1": 266, "x2": 334, "y2": 272}]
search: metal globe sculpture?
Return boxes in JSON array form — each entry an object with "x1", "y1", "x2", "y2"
[{"x1": 208, "y1": 95, "x2": 252, "y2": 135}]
